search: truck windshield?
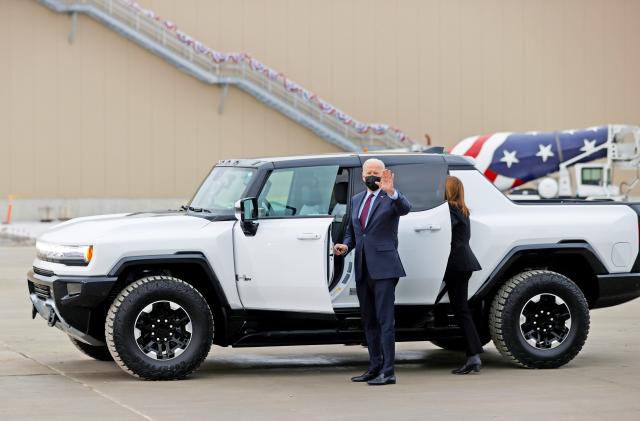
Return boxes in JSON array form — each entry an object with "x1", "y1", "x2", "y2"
[{"x1": 189, "y1": 166, "x2": 256, "y2": 214}]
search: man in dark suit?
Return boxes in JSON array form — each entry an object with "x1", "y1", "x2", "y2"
[{"x1": 334, "y1": 158, "x2": 412, "y2": 386}]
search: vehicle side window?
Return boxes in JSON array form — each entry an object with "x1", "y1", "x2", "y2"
[
  {"x1": 257, "y1": 165, "x2": 340, "y2": 218},
  {"x1": 328, "y1": 168, "x2": 350, "y2": 222},
  {"x1": 388, "y1": 163, "x2": 446, "y2": 211},
  {"x1": 581, "y1": 167, "x2": 604, "y2": 186}
]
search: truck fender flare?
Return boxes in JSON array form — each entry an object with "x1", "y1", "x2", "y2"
[
  {"x1": 471, "y1": 242, "x2": 608, "y2": 303},
  {"x1": 107, "y1": 252, "x2": 230, "y2": 309}
]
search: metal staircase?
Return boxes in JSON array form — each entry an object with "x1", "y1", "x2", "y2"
[{"x1": 39, "y1": 0, "x2": 418, "y2": 152}]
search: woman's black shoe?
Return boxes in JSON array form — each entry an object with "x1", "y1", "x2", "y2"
[{"x1": 451, "y1": 362, "x2": 481, "y2": 374}]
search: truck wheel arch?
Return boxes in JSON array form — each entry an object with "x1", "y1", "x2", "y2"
[
  {"x1": 106, "y1": 253, "x2": 230, "y2": 345},
  {"x1": 472, "y1": 243, "x2": 608, "y2": 308}
]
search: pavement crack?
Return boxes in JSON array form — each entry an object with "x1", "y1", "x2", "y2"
[{"x1": 0, "y1": 373, "x2": 58, "y2": 377}]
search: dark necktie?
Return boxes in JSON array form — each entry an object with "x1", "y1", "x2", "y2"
[{"x1": 359, "y1": 193, "x2": 374, "y2": 229}]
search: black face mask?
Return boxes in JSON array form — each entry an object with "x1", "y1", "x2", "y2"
[{"x1": 364, "y1": 175, "x2": 381, "y2": 191}]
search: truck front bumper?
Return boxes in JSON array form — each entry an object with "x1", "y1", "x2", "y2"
[
  {"x1": 27, "y1": 268, "x2": 118, "y2": 346},
  {"x1": 593, "y1": 273, "x2": 640, "y2": 309}
]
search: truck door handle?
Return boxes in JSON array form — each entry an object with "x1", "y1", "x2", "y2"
[
  {"x1": 297, "y1": 233, "x2": 321, "y2": 240},
  {"x1": 414, "y1": 224, "x2": 441, "y2": 232}
]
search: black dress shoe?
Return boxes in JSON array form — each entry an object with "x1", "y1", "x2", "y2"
[
  {"x1": 451, "y1": 362, "x2": 481, "y2": 375},
  {"x1": 367, "y1": 373, "x2": 396, "y2": 386},
  {"x1": 351, "y1": 371, "x2": 379, "y2": 382}
]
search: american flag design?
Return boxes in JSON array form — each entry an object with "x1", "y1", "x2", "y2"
[{"x1": 450, "y1": 126, "x2": 609, "y2": 191}]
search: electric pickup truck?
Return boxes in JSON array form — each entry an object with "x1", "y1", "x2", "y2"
[{"x1": 27, "y1": 153, "x2": 640, "y2": 380}]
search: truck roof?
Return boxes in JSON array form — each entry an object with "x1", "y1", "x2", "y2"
[{"x1": 217, "y1": 152, "x2": 474, "y2": 169}]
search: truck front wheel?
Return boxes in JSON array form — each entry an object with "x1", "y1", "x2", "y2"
[
  {"x1": 489, "y1": 270, "x2": 589, "y2": 368},
  {"x1": 105, "y1": 276, "x2": 214, "y2": 380}
]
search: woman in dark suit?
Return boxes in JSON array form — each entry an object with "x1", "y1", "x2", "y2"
[{"x1": 443, "y1": 175, "x2": 484, "y2": 374}]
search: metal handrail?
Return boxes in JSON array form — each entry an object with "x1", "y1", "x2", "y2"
[{"x1": 39, "y1": 0, "x2": 417, "y2": 151}]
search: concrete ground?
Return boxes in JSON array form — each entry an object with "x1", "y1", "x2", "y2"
[{"x1": 1, "y1": 245, "x2": 639, "y2": 421}]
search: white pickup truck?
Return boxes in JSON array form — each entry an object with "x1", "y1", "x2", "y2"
[{"x1": 27, "y1": 153, "x2": 640, "y2": 380}]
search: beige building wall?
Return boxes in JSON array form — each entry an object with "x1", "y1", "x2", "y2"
[{"x1": 1, "y1": 0, "x2": 640, "y2": 200}]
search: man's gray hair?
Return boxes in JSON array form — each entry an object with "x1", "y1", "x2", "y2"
[{"x1": 363, "y1": 158, "x2": 385, "y2": 171}]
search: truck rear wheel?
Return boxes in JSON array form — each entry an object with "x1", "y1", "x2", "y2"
[
  {"x1": 69, "y1": 335, "x2": 113, "y2": 361},
  {"x1": 105, "y1": 276, "x2": 214, "y2": 380},
  {"x1": 489, "y1": 270, "x2": 589, "y2": 368}
]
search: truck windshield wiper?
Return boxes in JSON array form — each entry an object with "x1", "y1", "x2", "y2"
[{"x1": 187, "y1": 206, "x2": 211, "y2": 213}]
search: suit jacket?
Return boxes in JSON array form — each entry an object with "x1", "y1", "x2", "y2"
[
  {"x1": 446, "y1": 203, "x2": 482, "y2": 272},
  {"x1": 343, "y1": 189, "x2": 412, "y2": 281}
]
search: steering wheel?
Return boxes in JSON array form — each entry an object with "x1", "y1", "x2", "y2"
[
  {"x1": 262, "y1": 198, "x2": 274, "y2": 215},
  {"x1": 285, "y1": 205, "x2": 297, "y2": 215}
]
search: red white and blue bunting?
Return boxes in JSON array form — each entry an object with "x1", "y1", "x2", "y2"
[{"x1": 123, "y1": 0, "x2": 413, "y2": 145}]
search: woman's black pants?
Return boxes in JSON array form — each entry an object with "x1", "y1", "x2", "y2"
[{"x1": 443, "y1": 270, "x2": 484, "y2": 356}]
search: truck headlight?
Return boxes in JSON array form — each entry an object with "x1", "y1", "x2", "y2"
[{"x1": 36, "y1": 241, "x2": 93, "y2": 266}]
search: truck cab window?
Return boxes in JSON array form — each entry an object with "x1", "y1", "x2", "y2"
[
  {"x1": 389, "y1": 163, "x2": 447, "y2": 211},
  {"x1": 581, "y1": 167, "x2": 604, "y2": 186},
  {"x1": 257, "y1": 165, "x2": 340, "y2": 218}
]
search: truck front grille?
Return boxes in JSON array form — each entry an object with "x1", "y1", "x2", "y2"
[
  {"x1": 33, "y1": 283, "x2": 51, "y2": 300},
  {"x1": 33, "y1": 266, "x2": 54, "y2": 277}
]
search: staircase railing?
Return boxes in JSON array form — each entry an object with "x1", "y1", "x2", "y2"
[{"x1": 39, "y1": 0, "x2": 418, "y2": 152}]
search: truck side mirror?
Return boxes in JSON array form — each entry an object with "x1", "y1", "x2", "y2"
[{"x1": 235, "y1": 197, "x2": 259, "y2": 236}]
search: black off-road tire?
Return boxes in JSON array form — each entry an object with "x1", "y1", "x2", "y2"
[
  {"x1": 489, "y1": 270, "x2": 590, "y2": 368},
  {"x1": 105, "y1": 276, "x2": 214, "y2": 380},
  {"x1": 69, "y1": 335, "x2": 113, "y2": 361}
]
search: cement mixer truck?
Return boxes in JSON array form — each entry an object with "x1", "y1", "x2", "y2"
[{"x1": 449, "y1": 125, "x2": 640, "y2": 201}]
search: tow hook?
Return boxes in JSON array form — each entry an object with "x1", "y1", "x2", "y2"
[{"x1": 47, "y1": 306, "x2": 58, "y2": 327}]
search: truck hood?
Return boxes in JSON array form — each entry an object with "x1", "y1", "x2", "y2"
[{"x1": 38, "y1": 211, "x2": 211, "y2": 245}]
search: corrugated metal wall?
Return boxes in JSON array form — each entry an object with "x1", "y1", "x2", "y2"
[{"x1": 1, "y1": 0, "x2": 640, "y2": 199}]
